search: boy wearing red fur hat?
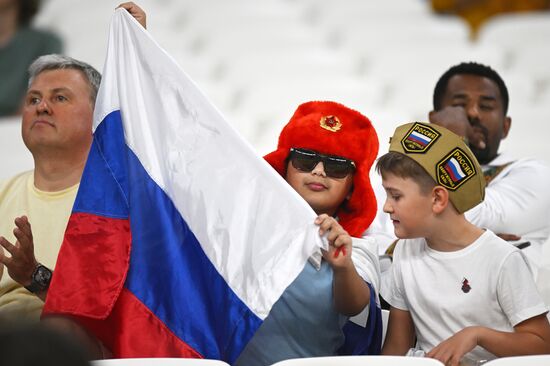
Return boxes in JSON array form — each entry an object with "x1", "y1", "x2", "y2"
[{"x1": 235, "y1": 101, "x2": 382, "y2": 366}]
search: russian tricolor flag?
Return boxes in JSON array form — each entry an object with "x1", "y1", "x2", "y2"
[
  {"x1": 407, "y1": 131, "x2": 432, "y2": 147},
  {"x1": 43, "y1": 9, "x2": 326, "y2": 362},
  {"x1": 444, "y1": 157, "x2": 467, "y2": 182}
]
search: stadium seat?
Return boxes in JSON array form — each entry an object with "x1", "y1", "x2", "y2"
[
  {"x1": 337, "y1": 16, "x2": 470, "y2": 59},
  {"x1": 477, "y1": 12, "x2": 550, "y2": 52},
  {"x1": 232, "y1": 76, "x2": 383, "y2": 153},
  {"x1": 484, "y1": 355, "x2": 550, "y2": 365},
  {"x1": 0, "y1": 117, "x2": 33, "y2": 180},
  {"x1": 26, "y1": 0, "x2": 550, "y2": 170},
  {"x1": 508, "y1": 44, "x2": 550, "y2": 90},
  {"x1": 363, "y1": 42, "x2": 505, "y2": 84},
  {"x1": 91, "y1": 358, "x2": 229, "y2": 366},
  {"x1": 301, "y1": 0, "x2": 431, "y2": 28},
  {"x1": 271, "y1": 355, "x2": 445, "y2": 366},
  {"x1": 499, "y1": 104, "x2": 550, "y2": 161}
]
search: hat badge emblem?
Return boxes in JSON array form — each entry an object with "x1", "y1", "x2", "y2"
[{"x1": 320, "y1": 115, "x2": 342, "y2": 132}]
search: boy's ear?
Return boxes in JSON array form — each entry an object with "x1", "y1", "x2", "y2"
[{"x1": 431, "y1": 186, "x2": 449, "y2": 214}]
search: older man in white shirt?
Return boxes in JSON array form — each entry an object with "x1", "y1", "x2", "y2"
[{"x1": 371, "y1": 62, "x2": 550, "y2": 298}]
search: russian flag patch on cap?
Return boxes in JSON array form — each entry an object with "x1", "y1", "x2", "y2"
[
  {"x1": 436, "y1": 148, "x2": 476, "y2": 190},
  {"x1": 401, "y1": 123, "x2": 440, "y2": 153}
]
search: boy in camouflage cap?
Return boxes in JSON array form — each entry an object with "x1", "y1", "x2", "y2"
[{"x1": 378, "y1": 122, "x2": 550, "y2": 365}]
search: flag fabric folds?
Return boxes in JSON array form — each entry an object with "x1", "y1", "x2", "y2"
[{"x1": 42, "y1": 9, "x2": 326, "y2": 362}]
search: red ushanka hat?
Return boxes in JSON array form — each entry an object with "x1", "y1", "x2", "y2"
[{"x1": 264, "y1": 101, "x2": 379, "y2": 237}]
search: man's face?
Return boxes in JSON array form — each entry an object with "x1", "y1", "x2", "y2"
[
  {"x1": 22, "y1": 69, "x2": 93, "y2": 155},
  {"x1": 440, "y1": 74, "x2": 511, "y2": 164}
]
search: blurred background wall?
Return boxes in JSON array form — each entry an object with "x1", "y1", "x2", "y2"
[{"x1": 1, "y1": 0, "x2": 549, "y2": 178}]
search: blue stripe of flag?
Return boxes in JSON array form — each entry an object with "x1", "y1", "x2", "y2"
[{"x1": 75, "y1": 110, "x2": 262, "y2": 363}]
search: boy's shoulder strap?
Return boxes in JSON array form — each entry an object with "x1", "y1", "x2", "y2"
[
  {"x1": 385, "y1": 239, "x2": 400, "y2": 258},
  {"x1": 484, "y1": 162, "x2": 514, "y2": 185}
]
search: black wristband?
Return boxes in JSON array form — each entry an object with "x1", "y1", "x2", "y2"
[{"x1": 24, "y1": 264, "x2": 52, "y2": 294}]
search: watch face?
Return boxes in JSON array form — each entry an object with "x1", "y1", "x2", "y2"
[{"x1": 33, "y1": 265, "x2": 52, "y2": 287}]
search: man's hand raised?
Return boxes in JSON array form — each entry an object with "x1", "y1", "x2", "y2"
[
  {"x1": 429, "y1": 106, "x2": 486, "y2": 150},
  {"x1": 117, "y1": 2, "x2": 147, "y2": 29},
  {"x1": 0, "y1": 216, "x2": 39, "y2": 288}
]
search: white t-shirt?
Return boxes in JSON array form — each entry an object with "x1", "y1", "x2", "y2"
[{"x1": 381, "y1": 230, "x2": 548, "y2": 362}]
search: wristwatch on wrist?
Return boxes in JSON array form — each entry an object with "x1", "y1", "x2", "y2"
[{"x1": 24, "y1": 264, "x2": 52, "y2": 294}]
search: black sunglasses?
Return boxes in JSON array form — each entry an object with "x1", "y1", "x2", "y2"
[{"x1": 289, "y1": 148, "x2": 356, "y2": 179}]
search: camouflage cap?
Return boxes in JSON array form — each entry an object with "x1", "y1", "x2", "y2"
[{"x1": 388, "y1": 122, "x2": 485, "y2": 213}]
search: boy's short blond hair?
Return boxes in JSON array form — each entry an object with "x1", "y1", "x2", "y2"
[{"x1": 376, "y1": 152, "x2": 436, "y2": 195}]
